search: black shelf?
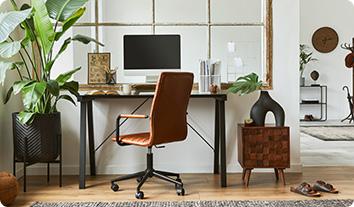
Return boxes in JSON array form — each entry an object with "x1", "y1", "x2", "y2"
[
  {"x1": 300, "y1": 102, "x2": 326, "y2": 105},
  {"x1": 300, "y1": 85, "x2": 323, "y2": 88},
  {"x1": 300, "y1": 118, "x2": 325, "y2": 122},
  {"x1": 300, "y1": 85, "x2": 327, "y2": 121}
]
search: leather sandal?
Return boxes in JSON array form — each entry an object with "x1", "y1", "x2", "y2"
[
  {"x1": 290, "y1": 182, "x2": 321, "y2": 197},
  {"x1": 313, "y1": 180, "x2": 339, "y2": 194}
]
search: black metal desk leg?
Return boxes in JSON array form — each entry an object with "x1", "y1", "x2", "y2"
[
  {"x1": 79, "y1": 101, "x2": 87, "y2": 189},
  {"x1": 87, "y1": 101, "x2": 96, "y2": 176},
  {"x1": 214, "y1": 100, "x2": 220, "y2": 174},
  {"x1": 219, "y1": 100, "x2": 227, "y2": 187}
]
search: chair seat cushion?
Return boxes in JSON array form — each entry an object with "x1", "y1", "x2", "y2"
[{"x1": 113, "y1": 133, "x2": 151, "y2": 146}]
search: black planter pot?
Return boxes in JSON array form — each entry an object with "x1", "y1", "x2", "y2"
[
  {"x1": 12, "y1": 112, "x2": 61, "y2": 163},
  {"x1": 250, "y1": 91, "x2": 285, "y2": 127},
  {"x1": 13, "y1": 112, "x2": 62, "y2": 192}
]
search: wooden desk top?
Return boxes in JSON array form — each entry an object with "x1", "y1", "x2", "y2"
[{"x1": 77, "y1": 90, "x2": 228, "y2": 102}]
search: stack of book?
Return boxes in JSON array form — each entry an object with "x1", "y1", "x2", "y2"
[{"x1": 199, "y1": 59, "x2": 221, "y2": 93}]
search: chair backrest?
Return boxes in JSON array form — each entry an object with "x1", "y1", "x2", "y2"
[{"x1": 148, "y1": 72, "x2": 194, "y2": 146}]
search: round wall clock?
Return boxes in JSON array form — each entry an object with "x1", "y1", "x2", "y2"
[{"x1": 312, "y1": 27, "x2": 339, "y2": 53}]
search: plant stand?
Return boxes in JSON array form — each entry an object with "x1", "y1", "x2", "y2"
[
  {"x1": 12, "y1": 113, "x2": 63, "y2": 192},
  {"x1": 13, "y1": 135, "x2": 62, "y2": 192}
]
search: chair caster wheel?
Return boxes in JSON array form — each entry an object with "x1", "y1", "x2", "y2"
[
  {"x1": 111, "y1": 183, "x2": 119, "y2": 192},
  {"x1": 175, "y1": 178, "x2": 182, "y2": 189},
  {"x1": 136, "y1": 177, "x2": 143, "y2": 183},
  {"x1": 135, "y1": 191, "x2": 144, "y2": 199},
  {"x1": 176, "y1": 186, "x2": 185, "y2": 196}
]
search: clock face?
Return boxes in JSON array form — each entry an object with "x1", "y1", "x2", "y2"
[{"x1": 312, "y1": 27, "x2": 339, "y2": 53}]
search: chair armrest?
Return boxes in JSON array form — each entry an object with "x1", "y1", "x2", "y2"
[
  {"x1": 115, "y1": 114, "x2": 149, "y2": 146},
  {"x1": 119, "y1": 114, "x2": 149, "y2": 119}
]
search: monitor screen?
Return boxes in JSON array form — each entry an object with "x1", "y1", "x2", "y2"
[{"x1": 124, "y1": 35, "x2": 181, "y2": 70}]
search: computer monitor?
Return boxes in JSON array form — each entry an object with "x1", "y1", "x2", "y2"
[{"x1": 124, "y1": 34, "x2": 181, "y2": 82}]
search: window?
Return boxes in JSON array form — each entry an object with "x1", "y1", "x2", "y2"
[{"x1": 71, "y1": 0, "x2": 273, "y2": 88}]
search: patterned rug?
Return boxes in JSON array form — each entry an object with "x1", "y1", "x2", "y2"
[
  {"x1": 31, "y1": 200, "x2": 354, "y2": 207},
  {"x1": 301, "y1": 126, "x2": 354, "y2": 141}
]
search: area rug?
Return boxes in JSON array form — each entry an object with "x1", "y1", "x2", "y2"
[
  {"x1": 31, "y1": 200, "x2": 354, "y2": 207},
  {"x1": 301, "y1": 126, "x2": 354, "y2": 141}
]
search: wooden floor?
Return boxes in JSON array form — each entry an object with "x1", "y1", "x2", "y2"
[{"x1": 14, "y1": 167, "x2": 354, "y2": 206}]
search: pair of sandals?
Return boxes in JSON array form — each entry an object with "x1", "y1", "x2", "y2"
[{"x1": 290, "y1": 180, "x2": 339, "y2": 197}]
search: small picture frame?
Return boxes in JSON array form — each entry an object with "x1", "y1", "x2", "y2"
[{"x1": 88, "y1": 53, "x2": 111, "y2": 84}]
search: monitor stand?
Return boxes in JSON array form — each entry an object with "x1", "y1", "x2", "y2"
[{"x1": 145, "y1": 75, "x2": 159, "y2": 83}]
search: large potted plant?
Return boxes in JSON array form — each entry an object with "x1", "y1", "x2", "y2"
[
  {"x1": 0, "y1": 0, "x2": 102, "y2": 165},
  {"x1": 228, "y1": 73, "x2": 285, "y2": 126},
  {"x1": 300, "y1": 44, "x2": 317, "y2": 86}
]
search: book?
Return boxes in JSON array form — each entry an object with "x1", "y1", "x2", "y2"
[{"x1": 86, "y1": 90, "x2": 119, "y2": 95}]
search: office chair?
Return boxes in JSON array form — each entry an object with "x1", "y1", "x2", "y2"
[{"x1": 111, "y1": 72, "x2": 194, "y2": 199}]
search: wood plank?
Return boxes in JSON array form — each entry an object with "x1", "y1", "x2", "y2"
[{"x1": 13, "y1": 166, "x2": 354, "y2": 206}]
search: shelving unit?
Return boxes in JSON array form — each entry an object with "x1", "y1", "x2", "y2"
[{"x1": 300, "y1": 85, "x2": 327, "y2": 121}]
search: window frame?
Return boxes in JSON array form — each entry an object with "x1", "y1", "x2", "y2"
[{"x1": 75, "y1": 0, "x2": 273, "y2": 89}]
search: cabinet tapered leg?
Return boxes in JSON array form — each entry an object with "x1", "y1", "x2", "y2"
[
  {"x1": 47, "y1": 163, "x2": 50, "y2": 183},
  {"x1": 244, "y1": 169, "x2": 252, "y2": 187},
  {"x1": 274, "y1": 168, "x2": 279, "y2": 181},
  {"x1": 242, "y1": 169, "x2": 246, "y2": 182},
  {"x1": 278, "y1": 169, "x2": 286, "y2": 186}
]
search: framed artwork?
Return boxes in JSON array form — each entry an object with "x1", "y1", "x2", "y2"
[{"x1": 88, "y1": 53, "x2": 111, "y2": 84}]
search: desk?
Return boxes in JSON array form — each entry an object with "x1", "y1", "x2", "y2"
[{"x1": 77, "y1": 91, "x2": 228, "y2": 189}]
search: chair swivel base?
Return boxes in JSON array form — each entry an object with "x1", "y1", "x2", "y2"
[{"x1": 110, "y1": 148, "x2": 185, "y2": 199}]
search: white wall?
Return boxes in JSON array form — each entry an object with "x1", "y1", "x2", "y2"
[
  {"x1": 1, "y1": 0, "x2": 301, "y2": 176},
  {"x1": 300, "y1": 0, "x2": 354, "y2": 120}
]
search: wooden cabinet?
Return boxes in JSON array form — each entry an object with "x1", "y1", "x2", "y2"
[{"x1": 237, "y1": 124, "x2": 290, "y2": 187}]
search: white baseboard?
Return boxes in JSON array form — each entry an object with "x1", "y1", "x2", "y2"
[{"x1": 14, "y1": 163, "x2": 303, "y2": 177}]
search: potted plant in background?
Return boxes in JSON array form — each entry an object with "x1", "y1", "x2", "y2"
[
  {"x1": 0, "y1": 0, "x2": 103, "y2": 191},
  {"x1": 228, "y1": 73, "x2": 285, "y2": 127},
  {"x1": 300, "y1": 44, "x2": 318, "y2": 86}
]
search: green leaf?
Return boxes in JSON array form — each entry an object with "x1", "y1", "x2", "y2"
[
  {"x1": 45, "y1": 37, "x2": 71, "y2": 72},
  {"x1": 21, "y1": 81, "x2": 46, "y2": 110},
  {"x1": 57, "y1": 37, "x2": 71, "y2": 56},
  {"x1": 44, "y1": 60, "x2": 55, "y2": 73},
  {"x1": 18, "y1": 111, "x2": 35, "y2": 124},
  {"x1": 228, "y1": 73, "x2": 263, "y2": 96},
  {"x1": 55, "y1": 67, "x2": 81, "y2": 86},
  {"x1": 3, "y1": 86, "x2": 13, "y2": 104},
  {"x1": 57, "y1": 94, "x2": 76, "y2": 106},
  {"x1": 54, "y1": 7, "x2": 85, "y2": 41},
  {"x1": 47, "y1": 79, "x2": 60, "y2": 96},
  {"x1": 32, "y1": 0, "x2": 55, "y2": 56},
  {"x1": 46, "y1": 0, "x2": 88, "y2": 22},
  {"x1": 72, "y1": 34, "x2": 104, "y2": 46},
  {"x1": 60, "y1": 81, "x2": 79, "y2": 97},
  {"x1": 0, "y1": 61, "x2": 14, "y2": 85},
  {"x1": 21, "y1": 36, "x2": 31, "y2": 48},
  {"x1": 0, "y1": 41, "x2": 21, "y2": 58},
  {"x1": 0, "y1": 9, "x2": 32, "y2": 43},
  {"x1": 13, "y1": 80, "x2": 35, "y2": 94},
  {"x1": 20, "y1": 4, "x2": 36, "y2": 43}
]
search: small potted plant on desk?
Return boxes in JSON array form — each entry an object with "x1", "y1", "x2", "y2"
[
  {"x1": 0, "y1": 0, "x2": 103, "y2": 192},
  {"x1": 228, "y1": 73, "x2": 285, "y2": 126}
]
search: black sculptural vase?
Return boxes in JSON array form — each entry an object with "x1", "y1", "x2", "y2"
[{"x1": 250, "y1": 91, "x2": 285, "y2": 127}]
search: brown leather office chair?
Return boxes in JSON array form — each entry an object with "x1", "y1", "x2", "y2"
[{"x1": 111, "y1": 72, "x2": 194, "y2": 199}]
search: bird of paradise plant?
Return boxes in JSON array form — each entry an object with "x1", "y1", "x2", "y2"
[{"x1": 0, "y1": 0, "x2": 103, "y2": 124}]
